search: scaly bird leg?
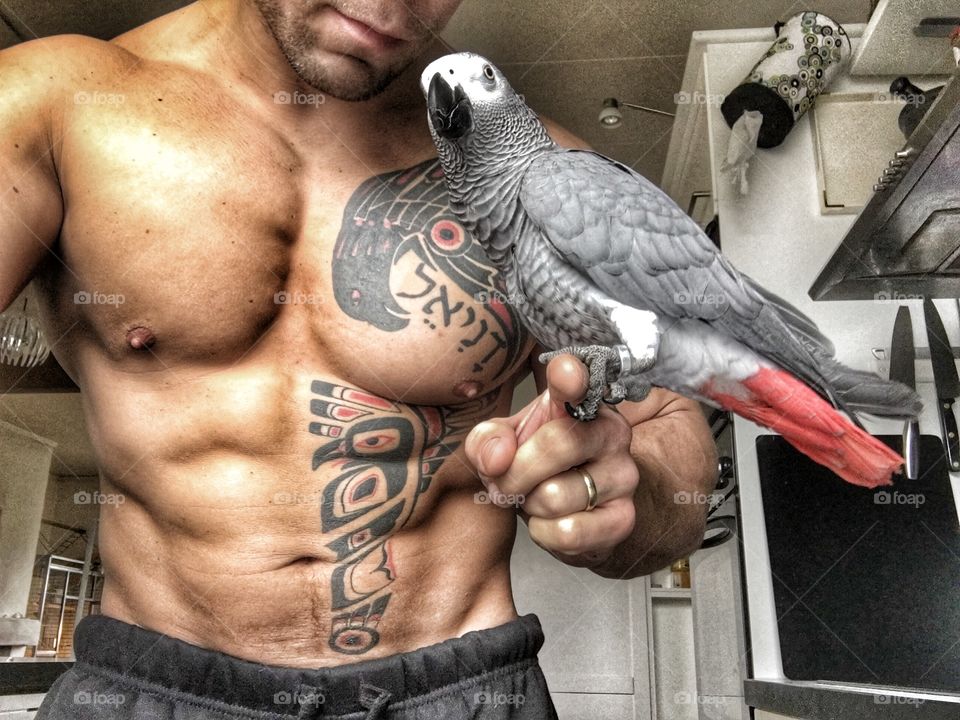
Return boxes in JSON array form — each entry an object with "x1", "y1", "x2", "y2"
[{"x1": 539, "y1": 344, "x2": 650, "y2": 421}]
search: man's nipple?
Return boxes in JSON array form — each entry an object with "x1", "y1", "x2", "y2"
[
  {"x1": 453, "y1": 380, "x2": 483, "y2": 399},
  {"x1": 126, "y1": 326, "x2": 156, "y2": 350}
]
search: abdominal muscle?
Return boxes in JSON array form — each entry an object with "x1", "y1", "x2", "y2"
[{"x1": 79, "y1": 358, "x2": 522, "y2": 668}]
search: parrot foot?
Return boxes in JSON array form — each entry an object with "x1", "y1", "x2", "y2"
[{"x1": 539, "y1": 345, "x2": 627, "y2": 422}]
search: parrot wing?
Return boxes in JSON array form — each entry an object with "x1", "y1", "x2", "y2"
[{"x1": 518, "y1": 149, "x2": 842, "y2": 405}]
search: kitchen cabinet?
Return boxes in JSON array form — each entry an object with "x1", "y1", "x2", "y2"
[
  {"x1": 662, "y1": 22, "x2": 960, "y2": 719},
  {"x1": 509, "y1": 377, "x2": 701, "y2": 720}
]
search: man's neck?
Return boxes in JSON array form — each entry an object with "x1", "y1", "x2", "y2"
[{"x1": 206, "y1": 0, "x2": 447, "y2": 149}]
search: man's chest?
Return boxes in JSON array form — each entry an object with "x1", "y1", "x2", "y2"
[{"x1": 46, "y1": 109, "x2": 531, "y2": 403}]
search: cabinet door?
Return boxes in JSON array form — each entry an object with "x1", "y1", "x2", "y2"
[{"x1": 510, "y1": 522, "x2": 654, "y2": 720}]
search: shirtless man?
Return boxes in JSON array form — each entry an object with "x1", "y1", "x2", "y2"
[{"x1": 1, "y1": 1, "x2": 716, "y2": 717}]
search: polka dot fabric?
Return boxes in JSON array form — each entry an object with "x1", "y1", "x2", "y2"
[{"x1": 745, "y1": 11, "x2": 851, "y2": 122}]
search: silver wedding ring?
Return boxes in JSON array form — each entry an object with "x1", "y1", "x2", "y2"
[{"x1": 579, "y1": 466, "x2": 598, "y2": 512}]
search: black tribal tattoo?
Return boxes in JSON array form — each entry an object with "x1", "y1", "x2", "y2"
[
  {"x1": 309, "y1": 380, "x2": 496, "y2": 654},
  {"x1": 332, "y1": 158, "x2": 528, "y2": 380}
]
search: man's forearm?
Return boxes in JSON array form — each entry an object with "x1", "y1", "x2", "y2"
[{"x1": 591, "y1": 398, "x2": 718, "y2": 579}]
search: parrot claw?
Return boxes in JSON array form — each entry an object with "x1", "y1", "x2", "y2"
[
  {"x1": 604, "y1": 382, "x2": 627, "y2": 405},
  {"x1": 564, "y1": 401, "x2": 595, "y2": 422},
  {"x1": 540, "y1": 345, "x2": 630, "y2": 421}
]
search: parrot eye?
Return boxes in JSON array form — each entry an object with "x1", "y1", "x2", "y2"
[{"x1": 482, "y1": 64, "x2": 495, "y2": 81}]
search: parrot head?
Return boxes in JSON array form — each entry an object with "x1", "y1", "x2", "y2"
[
  {"x1": 419, "y1": 52, "x2": 553, "y2": 180},
  {"x1": 419, "y1": 53, "x2": 554, "y2": 256}
]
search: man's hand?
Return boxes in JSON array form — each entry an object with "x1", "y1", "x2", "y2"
[{"x1": 465, "y1": 354, "x2": 640, "y2": 568}]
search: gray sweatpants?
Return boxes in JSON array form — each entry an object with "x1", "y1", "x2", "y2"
[{"x1": 36, "y1": 613, "x2": 558, "y2": 719}]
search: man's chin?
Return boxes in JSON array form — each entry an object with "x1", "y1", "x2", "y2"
[{"x1": 291, "y1": 51, "x2": 407, "y2": 102}]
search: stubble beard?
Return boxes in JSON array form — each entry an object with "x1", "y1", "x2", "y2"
[{"x1": 252, "y1": 0, "x2": 429, "y2": 102}]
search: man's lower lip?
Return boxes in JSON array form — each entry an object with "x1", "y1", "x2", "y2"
[{"x1": 329, "y1": 8, "x2": 405, "y2": 49}]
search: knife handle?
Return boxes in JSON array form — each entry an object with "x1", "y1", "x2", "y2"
[
  {"x1": 939, "y1": 398, "x2": 960, "y2": 472},
  {"x1": 903, "y1": 419, "x2": 920, "y2": 480}
]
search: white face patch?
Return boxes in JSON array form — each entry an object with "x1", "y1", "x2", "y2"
[{"x1": 420, "y1": 52, "x2": 506, "y2": 102}]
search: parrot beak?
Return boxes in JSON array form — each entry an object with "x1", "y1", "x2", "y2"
[{"x1": 427, "y1": 72, "x2": 472, "y2": 140}]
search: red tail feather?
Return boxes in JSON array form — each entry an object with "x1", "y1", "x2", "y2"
[{"x1": 706, "y1": 367, "x2": 903, "y2": 488}]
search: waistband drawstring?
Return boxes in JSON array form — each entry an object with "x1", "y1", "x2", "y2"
[
  {"x1": 359, "y1": 680, "x2": 393, "y2": 720},
  {"x1": 295, "y1": 684, "x2": 323, "y2": 720}
]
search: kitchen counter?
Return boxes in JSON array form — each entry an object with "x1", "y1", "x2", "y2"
[
  {"x1": 744, "y1": 679, "x2": 960, "y2": 719},
  {"x1": 662, "y1": 24, "x2": 960, "y2": 719}
]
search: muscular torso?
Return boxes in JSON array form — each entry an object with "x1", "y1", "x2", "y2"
[{"x1": 31, "y1": 13, "x2": 534, "y2": 666}]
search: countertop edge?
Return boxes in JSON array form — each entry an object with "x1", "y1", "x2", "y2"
[{"x1": 744, "y1": 678, "x2": 960, "y2": 719}]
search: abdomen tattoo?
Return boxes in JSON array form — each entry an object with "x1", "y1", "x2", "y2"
[{"x1": 309, "y1": 379, "x2": 496, "y2": 654}]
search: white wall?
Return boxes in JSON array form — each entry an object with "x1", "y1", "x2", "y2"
[{"x1": 0, "y1": 420, "x2": 55, "y2": 617}]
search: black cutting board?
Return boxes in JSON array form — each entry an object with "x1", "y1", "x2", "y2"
[{"x1": 757, "y1": 434, "x2": 960, "y2": 692}]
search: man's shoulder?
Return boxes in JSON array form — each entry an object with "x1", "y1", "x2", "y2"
[
  {"x1": 110, "y1": 3, "x2": 204, "y2": 66},
  {"x1": 538, "y1": 115, "x2": 591, "y2": 151},
  {"x1": 0, "y1": 33, "x2": 139, "y2": 90},
  {"x1": 1, "y1": 0, "x2": 205, "y2": 91}
]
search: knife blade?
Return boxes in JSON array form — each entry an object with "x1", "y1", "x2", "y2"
[
  {"x1": 923, "y1": 298, "x2": 960, "y2": 472},
  {"x1": 890, "y1": 306, "x2": 919, "y2": 479}
]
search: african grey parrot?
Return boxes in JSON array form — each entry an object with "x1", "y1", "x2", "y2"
[{"x1": 419, "y1": 52, "x2": 921, "y2": 488}]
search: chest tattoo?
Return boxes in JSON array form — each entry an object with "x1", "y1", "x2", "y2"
[{"x1": 332, "y1": 158, "x2": 528, "y2": 379}]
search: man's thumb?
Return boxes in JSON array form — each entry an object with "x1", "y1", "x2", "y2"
[{"x1": 466, "y1": 420, "x2": 517, "y2": 478}]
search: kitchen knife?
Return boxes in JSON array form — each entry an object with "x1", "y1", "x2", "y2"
[
  {"x1": 923, "y1": 298, "x2": 960, "y2": 472},
  {"x1": 890, "y1": 306, "x2": 920, "y2": 479}
]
